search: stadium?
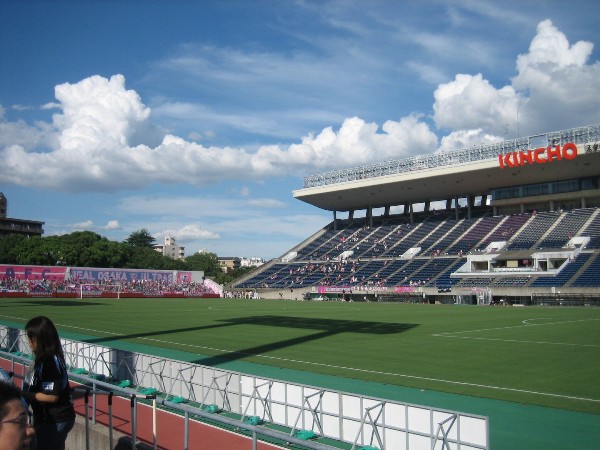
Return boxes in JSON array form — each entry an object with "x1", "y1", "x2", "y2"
[
  {"x1": 233, "y1": 123, "x2": 600, "y2": 306},
  {"x1": 1, "y1": 123, "x2": 600, "y2": 450}
]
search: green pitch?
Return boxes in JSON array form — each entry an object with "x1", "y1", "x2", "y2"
[{"x1": 1, "y1": 297, "x2": 599, "y2": 415}]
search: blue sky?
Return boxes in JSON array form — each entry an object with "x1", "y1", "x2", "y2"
[{"x1": 1, "y1": 1, "x2": 599, "y2": 260}]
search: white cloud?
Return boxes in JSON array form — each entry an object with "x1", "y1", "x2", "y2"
[
  {"x1": 433, "y1": 73, "x2": 521, "y2": 136},
  {"x1": 157, "y1": 225, "x2": 220, "y2": 243},
  {"x1": 1, "y1": 20, "x2": 599, "y2": 199},
  {"x1": 511, "y1": 19, "x2": 600, "y2": 133},
  {"x1": 248, "y1": 198, "x2": 286, "y2": 209},
  {"x1": 103, "y1": 220, "x2": 122, "y2": 230},
  {"x1": 286, "y1": 115, "x2": 438, "y2": 170},
  {"x1": 0, "y1": 77, "x2": 439, "y2": 193},
  {"x1": 11, "y1": 105, "x2": 31, "y2": 112},
  {"x1": 437, "y1": 129, "x2": 503, "y2": 154},
  {"x1": 0, "y1": 115, "x2": 55, "y2": 152},
  {"x1": 516, "y1": 19, "x2": 592, "y2": 70},
  {"x1": 73, "y1": 220, "x2": 94, "y2": 230},
  {"x1": 406, "y1": 61, "x2": 448, "y2": 85},
  {"x1": 70, "y1": 219, "x2": 121, "y2": 232},
  {"x1": 432, "y1": 19, "x2": 600, "y2": 139},
  {"x1": 41, "y1": 102, "x2": 60, "y2": 110}
]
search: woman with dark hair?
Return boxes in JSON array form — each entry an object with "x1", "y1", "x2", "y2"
[{"x1": 21, "y1": 316, "x2": 75, "y2": 450}]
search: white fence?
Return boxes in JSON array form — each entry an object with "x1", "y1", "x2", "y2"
[{"x1": 0, "y1": 325, "x2": 489, "y2": 450}]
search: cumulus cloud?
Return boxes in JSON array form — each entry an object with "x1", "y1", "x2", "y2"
[
  {"x1": 157, "y1": 225, "x2": 220, "y2": 243},
  {"x1": 511, "y1": 19, "x2": 600, "y2": 133},
  {"x1": 432, "y1": 19, "x2": 600, "y2": 140},
  {"x1": 41, "y1": 102, "x2": 60, "y2": 110},
  {"x1": 0, "y1": 76, "x2": 439, "y2": 192},
  {"x1": 1, "y1": 20, "x2": 599, "y2": 196},
  {"x1": 286, "y1": 115, "x2": 438, "y2": 170},
  {"x1": 0, "y1": 108, "x2": 55, "y2": 151},
  {"x1": 437, "y1": 129, "x2": 503, "y2": 154},
  {"x1": 103, "y1": 220, "x2": 122, "y2": 230},
  {"x1": 433, "y1": 74, "x2": 522, "y2": 136}
]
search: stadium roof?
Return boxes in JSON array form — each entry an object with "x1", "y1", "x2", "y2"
[{"x1": 293, "y1": 124, "x2": 600, "y2": 212}]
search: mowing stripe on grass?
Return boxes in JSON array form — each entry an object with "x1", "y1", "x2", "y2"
[
  {"x1": 3, "y1": 313, "x2": 598, "y2": 406},
  {"x1": 11, "y1": 315, "x2": 597, "y2": 406},
  {"x1": 434, "y1": 318, "x2": 599, "y2": 336},
  {"x1": 433, "y1": 318, "x2": 600, "y2": 347}
]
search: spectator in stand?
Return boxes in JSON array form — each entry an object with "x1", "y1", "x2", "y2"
[
  {"x1": 0, "y1": 380, "x2": 36, "y2": 450},
  {"x1": 21, "y1": 317, "x2": 75, "y2": 450}
]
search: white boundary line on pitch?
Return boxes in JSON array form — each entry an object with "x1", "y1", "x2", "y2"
[
  {"x1": 433, "y1": 318, "x2": 600, "y2": 347},
  {"x1": 2, "y1": 314, "x2": 599, "y2": 405}
]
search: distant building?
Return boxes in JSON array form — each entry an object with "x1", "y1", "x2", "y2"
[
  {"x1": 240, "y1": 257, "x2": 265, "y2": 268},
  {"x1": 0, "y1": 192, "x2": 45, "y2": 238},
  {"x1": 218, "y1": 256, "x2": 264, "y2": 272},
  {"x1": 218, "y1": 257, "x2": 242, "y2": 273},
  {"x1": 154, "y1": 235, "x2": 185, "y2": 260}
]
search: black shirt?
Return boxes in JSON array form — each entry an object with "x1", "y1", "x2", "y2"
[{"x1": 25, "y1": 355, "x2": 75, "y2": 423}]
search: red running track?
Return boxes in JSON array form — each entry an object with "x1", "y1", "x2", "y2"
[{"x1": 72, "y1": 389, "x2": 285, "y2": 450}]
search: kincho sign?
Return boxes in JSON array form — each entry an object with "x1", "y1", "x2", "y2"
[{"x1": 498, "y1": 142, "x2": 577, "y2": 169}]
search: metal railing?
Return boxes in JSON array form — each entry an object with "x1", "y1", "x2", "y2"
[
  {"x1": 302, "y1": 124, "x2": 600, "y2": 188},
  {"x1": 1, "y1": 355, "x2": 341, "y2": 450},
  {"x1": 0, "y1": 326, "x2": 489, "y2": 450}
]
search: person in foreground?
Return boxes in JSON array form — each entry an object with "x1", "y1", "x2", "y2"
[
  {"x1": 21, "y1": 317, "x2": 75, "y2": 450},
  {"x1": 0, "y1": 381, "x2": 35, "y2": 450}
]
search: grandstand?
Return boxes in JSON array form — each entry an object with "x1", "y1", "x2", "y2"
[{"x1": 233, "y1": 124, "x2": 600, "y2": 306}]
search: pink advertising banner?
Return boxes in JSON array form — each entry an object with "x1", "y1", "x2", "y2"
[
  {"x1": 0, "y1": 265, "x2": 68, "y2": 281},
  {"x1": 394, "y1": 286, "x2": 416, "y2": 293}
]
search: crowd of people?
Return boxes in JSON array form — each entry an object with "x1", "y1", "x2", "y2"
[{"x1": 0, "y1": 277, "x2": 218, "y2": 297}]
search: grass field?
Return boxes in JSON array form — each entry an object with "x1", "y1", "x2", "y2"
[{"x1": 1, "y1": 297, "x2": 599, "y2": 416}]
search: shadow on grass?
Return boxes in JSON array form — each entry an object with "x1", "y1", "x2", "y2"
[
  {"x1": 194, "y1": 316, "x2": 417, "y2": 366},
  {"x1": 83, "y1": 315, "x2": 417, "y2": 368}
]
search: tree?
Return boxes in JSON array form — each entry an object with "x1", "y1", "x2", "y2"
[
  {"x1": 51, "y1": 231, "x2": 108, "y2": 267},
  {"x1": 9, "y1": 236, "x2": 54, "y2": 265},
  {"x1": 125, "y1": 246, "x2": 165, "y2": 269},
  {"x1": 125, "y1": 229, "x2": 156, "y2": 248},
  {"x1": 184, "y1": 252, "x2": 221, "y2": 276},
  {"x1": 0, "y1": 234, "x2": 26, "y2": 263}
]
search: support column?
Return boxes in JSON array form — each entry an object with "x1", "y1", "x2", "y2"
[
  {"x1": 333, "y1": 211, "x2": 337, "y2": 231},
  {"x1": 455, "y1": 198, "x2": 459, "y2": 220},
  {"x1": 467, "y1": 196, "x2": 474, "y2": 219}
]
